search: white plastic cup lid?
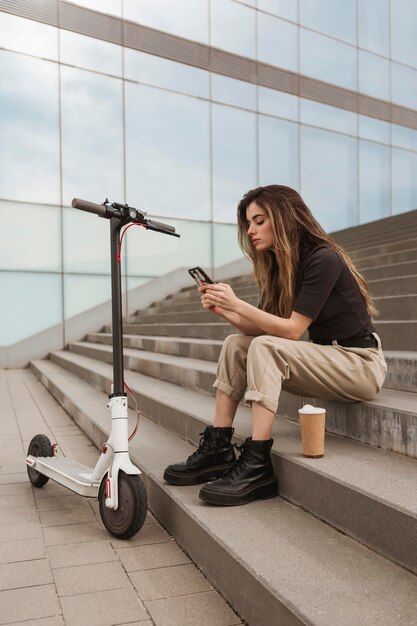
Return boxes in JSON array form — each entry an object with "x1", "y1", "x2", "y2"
[{"x1": 298, "y1": 404, "x2": 326, "y2": 415}]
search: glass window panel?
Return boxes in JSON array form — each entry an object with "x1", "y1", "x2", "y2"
[
  {"x1": 125, "y1": 83, "x2": 210, "y2": 220},
  {"x1": 0, "y1": 52, "x2": 60, "y2": 205},
  {"x1": 358, "y1": 0, "x2": 389, "y2": 56},
  {"x1": 126, "y1": 218, "x2": 211, "y2": 276},
  {"x1": 300, "y1": 99, "x2": 357, "y2": 135},
  {"x1": 124, "y1": 50, "x2": 209, "y2": 98},
  {"x1": 0, "y1": 202, "x2": 61, "y2": 272},
  {"x1": 258, "y1": 87, "x2": 298, "y2": 121},
  {"x1": 257, "y1": 13, "x2": 298, "y2": 71},
  {"x1": 211, "y1": 0, "x2": 256, "y2": 58},
  {"x1": 391, "y1": 63, "x2": 417, "y2": 110},
  {"x1": 257, "y1": 0, "x2": 298, "y2": 22},
  {"x1": 359, "y1": 51, "x2": 389, "y2": 100},
  {"x1": 64, "y1": 274, "x2": 111, "y2": 319},
  {"x1": 359, "y1": 141, "x2": 390, "y2": 223},
  {"x1": 213, "y1": 222, "x2": 242, "y2": 267},
  {"x1": 391, "y1": 0, "x2": 417, "y2": 68},
  {"x1": 66, "y1": 0, "x2": 122, "y2": 16},
  {"x1": 127, "y1": 277, "x2": 152, "y2": 291},
  {"x1": 60, "y1": 66, "x2": 124, "y2": 207},
  {"x1": 358, "y1": 115, "x2": 390, "y2": 144},
  {"x1": 63, "y1": 207, "x2": 110, "y2": 274},
  {"x1": 211, "y1": 74, "x2": 256, "y2": 110},
  {"x1": 259, "y1": 116, "x2": 299, "y2": 188},
  {"x1": 392, "y1": 148, "x2": 417, "y2": 215},
  {"x1": 300, "y1": 0, "x2": 356, "y2": 44},
  {"x1": 391, "y1": 125, "x2": 417, "y2": 152},
  {"x1": 60, "y1": 31, "x2": 122, "y2": 77},
  {"x1": 124, "y1": 0, "x2": 209, "y2": 44},
  {"x1": 0, "y1": 272, "x2": 62, "y2": 344},
  {"x1": 0, "y1": 13, "x2": 58, "y2": 60},
  {"x1": 300, "y1": 29, "x2": 357, "y2": 90},
  {"x1": 301, "y1": 126, "x2": 357, "y2": 232}
]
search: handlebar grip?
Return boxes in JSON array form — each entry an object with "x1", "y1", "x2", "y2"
[
  {"x1": 71, "y1": 198, "x2": 107, "y2": 216},
  {"x1": 147, "y1": 219, "x2": 176, "y2": 234}
]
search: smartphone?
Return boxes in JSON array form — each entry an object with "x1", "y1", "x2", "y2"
[{"x1": 188, "y1": 266, "x2": 215, "y2": 285}]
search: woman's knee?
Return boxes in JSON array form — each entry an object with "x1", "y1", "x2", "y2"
[{"x1": 222, "y1": 333, "x2": 253, "y2": 355}]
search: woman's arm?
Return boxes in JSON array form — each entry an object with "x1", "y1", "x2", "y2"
[{"x1": 201, "y1": 283, "x2": 313, "y2": 340}]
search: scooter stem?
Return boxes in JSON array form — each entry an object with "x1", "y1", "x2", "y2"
[{"x1": 110, "y1": 217, "x2": 125, "y2": 395}]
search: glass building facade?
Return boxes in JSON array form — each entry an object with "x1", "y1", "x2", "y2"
[{"x1": 0, "y1": 0, "x2": 416, "y2": 345}]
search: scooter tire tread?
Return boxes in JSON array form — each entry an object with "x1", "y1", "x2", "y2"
[
  {"x1": 27, "y1": 434, "x2": 53, "y2": 488},
  {"x1": 99, "y1": 471, "x2": 148, "y2": 540}
]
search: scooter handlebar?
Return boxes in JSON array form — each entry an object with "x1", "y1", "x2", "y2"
[
  {"x1": 72, "y1": 198, "x2": 107, "y2": 216},
  {"x1": 146, "y1": 219, "x2": 176, "y2": 234}
]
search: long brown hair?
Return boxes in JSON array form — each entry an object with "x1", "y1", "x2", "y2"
[{"x1": 237, "y1": 185, "x2": 377, "y2": 318}]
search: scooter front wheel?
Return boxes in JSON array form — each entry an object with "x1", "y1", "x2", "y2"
[
  {"x1": 99, "y1": 471, "x2": 147, "y2": 539},
  {"x1": 27, "y1": 434, "x2": 53, "y2": 488}
]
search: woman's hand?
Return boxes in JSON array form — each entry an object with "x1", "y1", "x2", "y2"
[{"x1": 200, "y1": 283, "x2": 241, "y2": 313}]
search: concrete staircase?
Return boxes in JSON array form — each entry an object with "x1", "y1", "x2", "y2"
[{"x1": 30, "y1": 210, "x2": 417, "y2": 626}]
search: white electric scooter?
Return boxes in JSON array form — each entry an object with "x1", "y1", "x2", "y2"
[{"x1": 26, "y1": 197, "x2": 180, "y2": 539}]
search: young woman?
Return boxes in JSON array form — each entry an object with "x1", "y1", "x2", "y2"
[{"x1": 163, "y1": 185, "x2": 387, "y2": 506}]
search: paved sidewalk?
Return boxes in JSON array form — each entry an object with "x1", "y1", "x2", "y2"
[{"x1": 0, "y1": 370, "x2": 243, "y2": 626}]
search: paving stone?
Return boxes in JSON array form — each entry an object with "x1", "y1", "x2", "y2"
[
  {"x1": 43, "y1": 522, "x2": 106, "y2": 546},
  {"x1": 39, "y1": 505, "x2": 96, "y2": 527},
  {"x1": 48, "y1": 539, "x2": 117, "y2": 568},
  {"x1": 35, "y1": 494, "x2": 90, "y2": 512},
  {"x1": 0, "y1": 483, "x2": 32, "y2": 497},
  {"x1": 0, "y1": 473, "x2": 27, "y2": 485},
  {"x1": 0, "y1": 584, "x2": 61, "y2": 624},
  {"x1": 0, "y1": 492, "x2": 35, "y2": 508},
  {"x1": 0, "y1": 559, "x2": 53, "y2": 591},
  {"x1": 32, "y1": 481, "x2": 76, "y2": 498},
  {"x1": 0, "y1": 521, "x2": 42, "y2": 542},
  {"x1": 129, "y1": 563, "x2": 212, "y2": 601},
  {"x1": 60, "y1": 588, "x2": 149, "y2": 625},
  {"x1": 3, "y1": 618, "x2": 65, "y2": 626},
  {"x1": 145, "y1": 590, "x2": 241, "y2": 626},
  {"x1": 53, "y1": 560, "x2": 130, "y2": 597},
  {"x1": 110, "y1": 523, "x2": 171, "y2": 548},
  {"x1": 116, "y1": 542, "x2": 191, "y2": 572},
  {"x1": 0, "y1": 505, "x2": 38, "y2": 525},
  {"x1": 0, "y1": 538, "x2": 46, "y2": 564}
]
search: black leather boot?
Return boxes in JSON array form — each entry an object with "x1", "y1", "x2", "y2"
[
  {"x1": 199, "y1": 437, "x2": 278, "y2": 506},
  {"x1": 163, "y1": 426, "x2": 236, "y2": 486}
]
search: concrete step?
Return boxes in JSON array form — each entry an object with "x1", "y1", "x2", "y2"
[
  {"x1": 383, "y1": 351, "x2": 417, "y2": 393},
  {"x1": 333, "y1": 208, "x2": 417, "y2": 241},
  {"x1": 374, "y1": 320, "x2": 417, "y2": 351},
  {"x1": 373, "y1": 294, "x2": 417, "y2": 319},
  {"x1": 336, "y1": 227, "x2": 417, "y2": 252},
  {"x1": 355, "y1": 247, "x2": 417, "y2": 270},
  {"x1": 368, "y1": 274, "x2": 417, "y2": 297},
  {"x1": 62, "y1": 344, "x2": 417, "y2": 458},
  {"x1": 349, "y1": 237, "x2": 417, "y2": 261},
  {"x1": 31, "y1": 356, "x2": 417, "y2": 587},
  {"x1": 361, "y1": 260, "x2": 417, "y2": 281},
  {"x1": 118, "y1": 322, "x2": 233, "y2": 340}
]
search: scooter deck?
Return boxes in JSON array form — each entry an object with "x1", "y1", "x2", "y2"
[{"x1": 26, "y1": 456, "x2": 100, "y2": 497}]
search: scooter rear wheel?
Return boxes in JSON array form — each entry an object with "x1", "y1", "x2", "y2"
[
  {"x1": 99, "y1": 471, "x2": 147, "y2": 539},
  {"x1": 27, "y1": 434, "x2": 53, "y2": 488}
]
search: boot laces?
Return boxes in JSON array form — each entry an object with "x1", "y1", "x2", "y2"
[
  {"x1": 222, "y1": 440, "x2": 252, "y2": 480},
  {"x1": 187, "y1": 431, "x2": 213, "y2": 463}
]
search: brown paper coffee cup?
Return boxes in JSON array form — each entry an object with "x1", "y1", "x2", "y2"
[{"x1": 299, "y1": 404, "x2": 326, "y2": 458}]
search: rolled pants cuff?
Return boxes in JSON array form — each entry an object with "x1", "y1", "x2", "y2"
[
  {"x1": 244, "y1": 390, "x2": 278, "y2": 414},
  {"x1": 213, "y1": 378, "x2": 244, "y2": 403}
]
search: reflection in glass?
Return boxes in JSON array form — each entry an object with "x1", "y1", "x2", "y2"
[
  {"x1": 0, "y1": 13, "x2": 58, "y2": 60},
  {"x1": 63, "y1": 207, "x2": 110, "y2": 274},
  {"x1": 60, "y1": 31, "x2": 122, "y2": 77},
  {"x1": 392, "y1": 149, "x2": 417, "y2": 215},
  {"x1": 358, "y1": 0, "x2": 389, "y2": 56},
  {"x1": 301, "y1": 99, "x2": 357, "y2": 136},
  {"x1": 358, "y1": 115, "x2": 390, "y2": 144},
  {"x1": 359, "y1": 51, "x2": 389, "y2": 100},
  {"x1": 64, "y1": 274, "x2": 111, "y2": 319},
  {"x1": 259, "y1": 116, "x2": 299, "y2": 189},
  {"x1": 0, "y1": 202, "x2": 61, "y2": 272},
  {"x1": 212, "y1": 104, "x2": 257, "y2": 223},
  {"x1": 391, "y1": 0, "x2": 417, "y2": 68},
  {"x1": 301, "y1": 126, "x2": 357, "y2": 232},
  {"x1": 0, "y1": 52, "x2": 60, "y2": 205},
  {"x1": 391, "y1": 63, "x2": 417, "y2": 110},
  {"x1": 359, "y1": 141, "x2": 390, "y2": 223},
  {"x1": 211, "y1": 74, "x2": 256, "y2": 110},
  {"x1": 60, "y1": 66, "x2": 124, "y2": 207},
  {"x1": 300, "y1": 29, "x2": 357, "y2": 90},
  {"x1": 211, "y1": 0, "x2": 256, "y2": 58},
  {"x1": 0, "y1": 272, "x2": 62, "y2": 344},
  {"x1": 213, "y1": 222, "x2": 242, "y2": 267},
  {"x1": 258, "y1": 88, "x2": 298, "y2": 121},
  {"x1": 300, "y1": 0, "x2": 356, "y2": 44},
  {"x1": 126, "y1": 218, "x2": 211, "y2": 276},
  {"x1": 125, "y1": 83, "x2": 210, "y2": 219},
  {"x1": 124, "y1": 0, "x2": 209, "y2": 44},
  {"x1": 391, "y1": 125, "x2": 417, "y2": 152},
  {"x1": 124, "y1": 50, "x2": 209, "y2": 98},
  {"x1": 257, "y1": 13, "x2": 298, "y2": 71},
  {"x1": 257, "y1": 0, "x2": 298, "y2": 22}
]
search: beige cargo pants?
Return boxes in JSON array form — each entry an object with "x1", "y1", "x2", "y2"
[{"x1": 213, "y1": 333, "x2": 387, "y2": 413}]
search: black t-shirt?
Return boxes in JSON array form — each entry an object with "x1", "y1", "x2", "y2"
[{"x1": 292, "y1": 245, "x2": 375, "y2": 341}]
